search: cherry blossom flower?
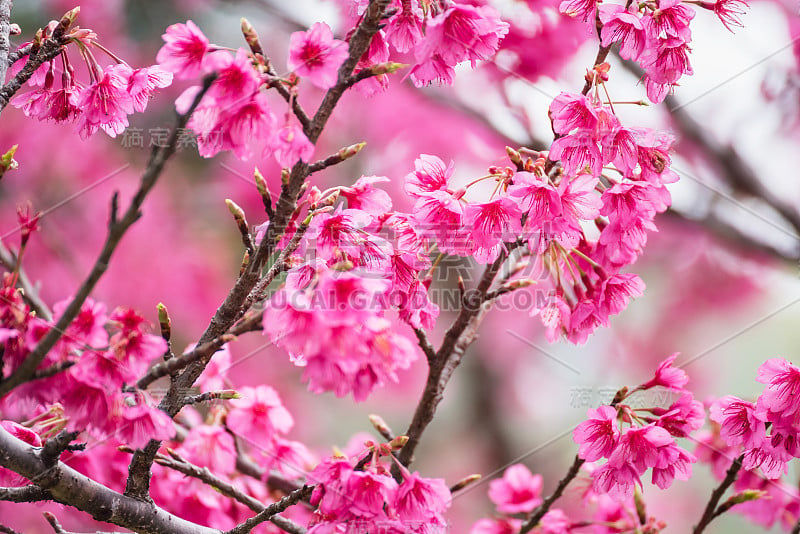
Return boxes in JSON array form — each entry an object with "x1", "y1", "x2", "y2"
[
  {"x1": 74, "y1": 64, "x2": 134, "y2": 139},
  {"x1": 559, "y1": 0, "x2": 599, "y2": 20},
  {"x1": 709, "y1": 395, "x2": 765, "y2": 449},
  {"x1": 549, "y1": 92, "x2": 599, "y2": 135},
  {"x1": 157, "y1": 20, "x2": 210, "y2": 79},
  {"x1": 0, "y1": 421, "x2": 42, "y2": 486},
  {"x1": 488, "y1": 464, "x2": 543, "y2": 514},
  {"x1": 410, "y1": 3, "x2": 508, "y2": 86},
  {"x1": 287, "y1": 22, "x2": 349, "y2": 89},
  {"x1": 463, "y1": 197, "x2": 523, "y2": 263},
  {"x1": 385, "y1": 1, "x2": 424, "y2": 53},
  {"x1": 599, "y1": 5, "x2": 647, "y2": 61},
  {"x1": 271, "y1": 122, "x2": 314, "y2": 167},
  {"x1": 755, "y1": 357, "x2": 800, "y2": 419},
  {"x1": 470, "y1": 518, "x2": 522, "y2": 534},
  {"x1": 340, "y1": 175, "x2": 392, "y2": 215},
  {"x1": 112, "y1": 395, "x2": 174, "y2": 449},
  {"x1": 404, "y1": 154, "x2": 454, "y2": 198},
  {"x1": 120, "y1": 64, "x2": 173, "y2": 112},
  {"x1": 646, "y1": 0, "x2": 695, "y2": 42},
  {"x1": 394, "y1": 465, "x2": 452, "y2": 523},
  {"x1": 703, "y1": 0, "x2": 749, "y2": 32},
  {"x1": 226, "y1": 385, "x2": 293, "y2": 445},
  {"x1": 638, "y1": 353, "x2": 688, "y2": 390},
  {"x1": 574, "y1": 405, "x2": 620, "y2": 461}
]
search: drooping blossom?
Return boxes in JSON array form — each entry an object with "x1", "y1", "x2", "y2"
[
  {"x1": 638, "y1": 353, "x2": 688, "y2": 390},
  {"x1": 709, "y1": 395, "x2": 765, "y2": 449},
  {"x1": 74, "y1": 64, "x2": 134, "y2": 139},
  {"x1": 119, "y1": 64, "x2": 173, "y2": 112},
  {"x1": 410, "y1": 3, "x2": 509, "y2": 86},
  {"x1": 156, "y1": 20, "x2": 210, "y2": 79}
]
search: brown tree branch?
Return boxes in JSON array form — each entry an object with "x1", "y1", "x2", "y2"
[
  {"x1": 0, "y1": 13, "x2": 71, "y2": 113},
  {"x1": 124, "y1": 0, "x2": 392, "y2": 500},
  {"x1": 0, "y1": 0, "x2": 14, "y2": 102},
  {"x1": 397, "y1": 244, "x2": 518, "y2": 470},
  {"x1": 223, "y1": 486, "x2": 312, "y2": 534},
  {"x1": 154, "y1": 450, "x2": 306, "y2": 534},
  {"x1": 692, "y1": 454, "x2": 744, "y2": 534},
  {"x1": 0, "y1": 427, "x2": 218, "y2": 534},
  {"x1": 0, "y1": 484, "x2": 52, "y2": 502}
]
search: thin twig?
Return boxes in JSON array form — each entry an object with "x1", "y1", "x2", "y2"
[
  {"x1": 182, "y1": 390, "x2": 237, "y2": 406},
  {"x1": 692, "y1": 454, "x2": 744, "y2": 534},
  {"x1": 31, "y1": 360, "x2": 75, "y2": 380},
  {"x1": 518, "y1": 392, "x2": 628, "y2": 533},
  {"x1": 0, "y1": 0, "x2": 14, "y2": 108},
  {"x1": 223, "y1": 486, "x2": 312, "y2": 534},
  {"x1": 136, "y1": 310, "x2": 262, "y2": 390},
  {"x1": 519, "y1": 456, "x2": 585, "y2": 533},
  {"x1": 412, "y1": 328, "x2": 436, "y2": 364},
  {"x1": 154, "y1": 450, "x2": 306, "y2": 533},
  {"x1": 42, "y1": 511, "x2": 124, "y2": 534},
  {"x1": 397, "y1": 244, "x2": 518, "y2": 471}
]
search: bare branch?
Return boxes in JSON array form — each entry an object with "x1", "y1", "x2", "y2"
[
  {"x1": 0, "y1": 484, "x2": 52, "y2": 502},
  {"x1": 223, "y1": 486, "x2": 312, "y2": 534},
  {"x1": 154, "y1": 450, "x2": 307, "y2": 534},
  {"x1": 0, "y1": 0, "x2": 14, "y2": 92},
  {"x1": 692, "y1": 455, "x2": 744, "y2": 534},
  {"x1": 0, "y1": 524, "x2": 22, "y2": 534},
  {"x1": 0, "y1": 426, "x2": 218, "y2": 534},
  {"x1": 397, "y1": 243, "x2": 520, "y2": 470}
]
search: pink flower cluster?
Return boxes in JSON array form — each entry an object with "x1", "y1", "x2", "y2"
[
  {"x1": 0, "y1": 274, "x2": 172, "y2": 449},
  {"x1": 706, "y1": 358, "x2": 800, "y2": 478},
  {"x1": 10, "y1": 23, "x2": 172, "y2": 138},
  {"x1": 147, "y1": 385, "x2": 312, "y2": 530},
  {"x1": 403, "y1": 140, "x2": 660, "y2": 342},
  {"x1": 471, "y1": 463, "x2": 668, "y2": 533},
  {"x1": 560, "y1": 0, "x2": 748, "y2": 103},
  {"x1": 330, "y1": 0, "x2": 508, "y2": 92},
  {"x1": 689, "y1": 358, "x2": 800, "y2": 529},
  {"x1": 159, "y1": 21, "x2": 313, "y2": 162},
  {"x1": 307, "y1": 440, "x2": 451, "y2": 533},
  {"x1": 573, "y1": 354, "x2": 702, "y2": 500}
]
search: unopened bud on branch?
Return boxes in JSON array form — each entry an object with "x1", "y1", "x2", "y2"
[
  {"x1": 240, "y1": 18, "x2": 264, "y2": 55},
  {"x1": 369, "y1": 414, "x2": 395, "y2": 440},
  {"x1": 157, "y1": 302, "x2": 171, "y2": 343},
  {"x1": 450, "y1": 474, "x2": 481, "y2": 493},
  {"x1": 0, "y1": 145, "x2": 18, "y2": 180},
  {"x1": 389, "y1": 435, "x2": 408, "y2": 450}
]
